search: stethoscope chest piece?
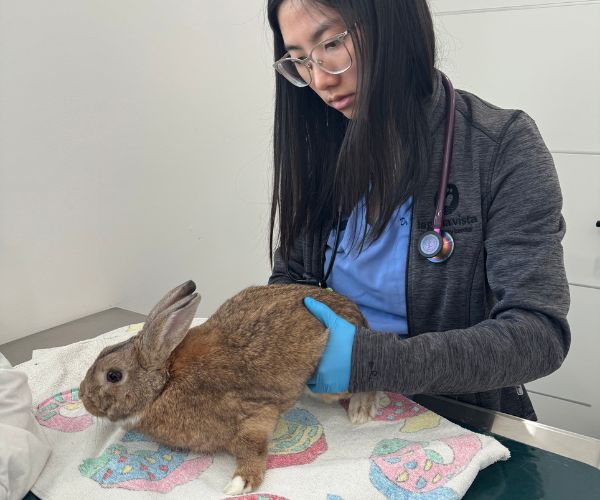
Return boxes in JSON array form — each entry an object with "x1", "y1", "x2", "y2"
[{"x1": 418, "y1": 230, "x2": 454, "y2": 263}]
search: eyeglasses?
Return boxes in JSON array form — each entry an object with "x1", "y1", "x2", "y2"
[{"x1": 273, "y1": 30, "x2": 352, "y2": 88}]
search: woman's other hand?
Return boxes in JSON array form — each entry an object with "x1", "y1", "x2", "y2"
[{"x1": 303, "y1": 297, "x2": 356, "y2": 393}]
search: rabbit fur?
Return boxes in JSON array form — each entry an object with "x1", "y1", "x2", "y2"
[{"x1": 79, "y1": 280, "x2": 376, "y2": 495}]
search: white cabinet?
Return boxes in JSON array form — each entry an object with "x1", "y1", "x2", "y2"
[
  {"x1": 431, "y1": 1, "x2": 600, "y2": 438},
  {"x1": 553, "y1": 154, "x2": 600, "y2": 289},
  {"x1": 525, "y1": 154, "x2": 600, "y2": 439},
  {"x1": 432, "y1": 1, "x2": 600, "y2": 154}
]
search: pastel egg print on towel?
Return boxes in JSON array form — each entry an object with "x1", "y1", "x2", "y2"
[
  {"x1": 17, "y1": 321, "x2": 510, "y2": 499},
  {"x1": 78, "y1": 430, "x2": 213, "y2": 492},
  {"x1": 35, "y1": 387, "x2": 93, "y2": 432},
  {"x1": 370, "y1": 435, "x2": 483, "y2": 499},
  {"x1": 223, "y1": 495, "x2": 289, "y2": 500},
  {"x1": 267, "y1": 407, "x2": 328, "y2": 468}
]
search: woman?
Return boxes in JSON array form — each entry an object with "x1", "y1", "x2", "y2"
[{"x1": 267, "y1": 0, "x2": 570, "y2": 420}]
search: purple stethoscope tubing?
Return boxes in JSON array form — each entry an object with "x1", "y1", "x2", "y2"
[{"x1": 434, "y1": 72, "x2": 456, "y2": 234}]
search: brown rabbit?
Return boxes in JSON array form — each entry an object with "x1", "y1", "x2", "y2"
[{"x1": 79, "y1": 280, "x2": 376, "y2": 495}]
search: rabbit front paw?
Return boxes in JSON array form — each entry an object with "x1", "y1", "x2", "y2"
[
  {"x1": 223, "y1": 475, "x2": 253, "y2": 495},
  {"x1": 348, "y1": 391, "x2": 377, "y2": 425}
]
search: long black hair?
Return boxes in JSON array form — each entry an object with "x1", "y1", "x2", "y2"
[{"x1": 267, "y1": 0, "x2": 436, "y2": 262}]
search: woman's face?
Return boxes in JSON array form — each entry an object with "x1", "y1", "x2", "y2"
[{"x1": 277, "y1": 0, "x2": 358, "y2": 119}]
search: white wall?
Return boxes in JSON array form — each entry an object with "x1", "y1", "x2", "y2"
[
  {"x1": 2, "y1": 1, "x2": 599, "y2": 436},
  {"x1": 0, "y1": 0, "x2": 275, "y2": 344},
  {"x1": 430, "y1": 0, "x2": 600, "y2": 437}
]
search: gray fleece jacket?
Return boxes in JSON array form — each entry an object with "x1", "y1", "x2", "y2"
[{"x1": 269, "y1": 70, "x2": 571, "y2": 420}]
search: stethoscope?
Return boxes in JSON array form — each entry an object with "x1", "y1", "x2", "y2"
[
  {"x1": 417, "y1": 72, "x2": 456, "y2": 264},
  {"x1": 287, "y1": 73, "x2": 456, "y2": 289}
]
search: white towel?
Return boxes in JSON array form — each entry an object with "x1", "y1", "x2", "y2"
[{"x1": 17, "y1": 320, "x2": 509, "y2": 500}]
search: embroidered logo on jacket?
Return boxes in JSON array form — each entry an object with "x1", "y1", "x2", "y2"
[{"x1": 418, "y1": 184, "x2": 479, "y2": 235}]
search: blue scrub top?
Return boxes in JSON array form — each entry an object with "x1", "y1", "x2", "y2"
[{"x1": 324, "y1": 198, "x2": 412, "y2": 335}]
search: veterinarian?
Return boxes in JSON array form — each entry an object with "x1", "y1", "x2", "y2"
[
  {"x1": 266, "y1": 0, "x2": 570, "y2": 420},
  {"x1": 0, "y1": 352, "x2": 51, "y2": 500}
]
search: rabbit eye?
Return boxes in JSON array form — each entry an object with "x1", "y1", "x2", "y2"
[{"x1": 106, "y1": 370, "x2": 123, "y2": 383}]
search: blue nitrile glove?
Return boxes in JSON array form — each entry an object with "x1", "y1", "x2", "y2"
[{"x1": 304, "y1": 296, "x2": 357, "y2": 393}]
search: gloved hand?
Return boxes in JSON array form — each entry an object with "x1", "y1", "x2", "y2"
[{"x1": 303, "y1": 296, "x2": 357, "y2": 393}]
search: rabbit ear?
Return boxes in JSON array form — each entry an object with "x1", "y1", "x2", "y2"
[
  {"x1": 145, "y1": 280, "x2": 197, "y2": 326},
  {"x1": 139, "y1": 291, "x2": 201, "y2": 369}
]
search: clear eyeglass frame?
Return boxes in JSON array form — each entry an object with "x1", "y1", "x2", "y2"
[{"x1": 273, "y1": 30, "x2": 353, "y2": 88}]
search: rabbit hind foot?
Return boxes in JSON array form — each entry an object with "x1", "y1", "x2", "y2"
[
  {"x1": 348, "y1": 391, "x2": 377, "y2": 425},
  {"x1": 223, "y1": 456, "x2": 266, "y2": 495},
  {"x1": 223, "y1": 475, "x2": 253, "y2": 495}
]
